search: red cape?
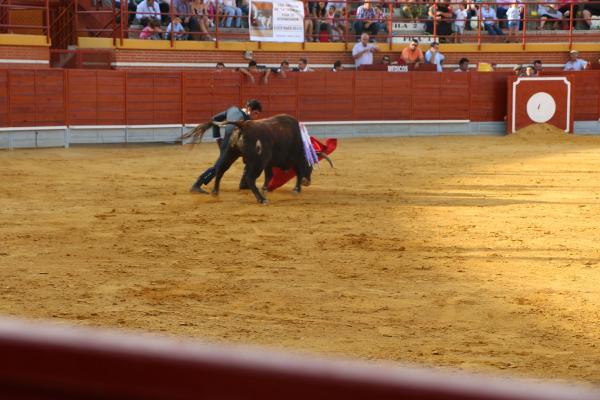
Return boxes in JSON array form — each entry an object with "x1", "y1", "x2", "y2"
[{"x1": 267, "y1": 137, "x2": 337, "y2": 191}]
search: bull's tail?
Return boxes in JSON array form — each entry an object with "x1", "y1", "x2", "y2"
[{"x1": 181, "y1": 121, "x2": 213, "y2": 143}]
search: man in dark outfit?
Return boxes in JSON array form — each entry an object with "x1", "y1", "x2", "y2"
[{"x1": 190, "y1": 99, "x2": 263, "y2": 194}]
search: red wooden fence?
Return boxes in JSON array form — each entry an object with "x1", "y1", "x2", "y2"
[
  {"x1": 0, "y1": 317, "x2": 598, "y2": 400},
  {"x1": 1, "y1": 69, "x2": 599, "y2": 128}
]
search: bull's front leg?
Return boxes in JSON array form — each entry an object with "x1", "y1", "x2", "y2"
[{"x1": 245, "y1": 163, "x2": 268, "y2": 204}]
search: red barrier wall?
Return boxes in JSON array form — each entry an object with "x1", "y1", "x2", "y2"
[
  {"x1": 0, "y1": 69, "x2": 599, "y2": 128},
  {"x1": 0, "y1": 318, "x2": 598, "y2": 400}
]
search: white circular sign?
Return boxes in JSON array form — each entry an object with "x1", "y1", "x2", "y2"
[{"x1": 526, "y1": 92, "x2": 556, "y2": 123}]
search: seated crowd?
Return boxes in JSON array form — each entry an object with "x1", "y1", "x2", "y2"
[
  {"x1": 214, "y1": 39, "x2": 590, "y2": 79},
  {"x1": 119, "y1": 0, "x2": 600, "y2": 42}
]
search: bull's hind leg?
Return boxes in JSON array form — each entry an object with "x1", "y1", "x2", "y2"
[
  {"x1": 293, "y1": 163, "x2": 307, "y2": 194},
  {"x1": 262, "y1": 167, "x2": 273, "y2": 192},
  {"x1": 244, "y1": 164, "x2": 268, "y2": 204}
]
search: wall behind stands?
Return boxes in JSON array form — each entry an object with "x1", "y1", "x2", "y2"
[{"x1": 1, "y1": 69, "x2": 599, "y2": 128}]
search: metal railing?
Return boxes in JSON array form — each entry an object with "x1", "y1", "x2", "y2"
[
  {"x1": 2, "y1": 0, "x2": 600, "y2": 49},
  {"x1": 0, "y1": 0, "x2": 50, "y2": 42}
]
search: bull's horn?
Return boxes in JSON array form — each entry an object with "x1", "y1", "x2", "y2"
[{"x1": 317, "y1": 152, "x2": 334, "y2": 168}]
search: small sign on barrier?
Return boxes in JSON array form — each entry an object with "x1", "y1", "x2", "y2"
[{"x1": 388, "y1": 65, "x2": 408, "y2": 72}]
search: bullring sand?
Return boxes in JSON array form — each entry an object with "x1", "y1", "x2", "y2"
[{"x1": 1, "y1": 126, "x2": 600, "y2": 385}]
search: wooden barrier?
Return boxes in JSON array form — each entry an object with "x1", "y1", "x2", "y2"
[
  {"x1": 0, "y1": 70, "x2": 599, "y2": 128},
  {"x1": 0, "y1": 317, "x2": 598, "y2": 400}
]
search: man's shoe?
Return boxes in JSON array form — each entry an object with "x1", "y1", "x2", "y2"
[{"x1": 190, "y1": 184, "x2": 209, "y2": 194}]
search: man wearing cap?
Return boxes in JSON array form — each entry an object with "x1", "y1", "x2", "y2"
[{"x1": 564, "y1": 50, "x2": 588, "y2": 71}]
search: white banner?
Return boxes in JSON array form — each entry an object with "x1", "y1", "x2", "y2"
[{"x1": 249, "y1": 0, "x2": 305, "y2": 43}]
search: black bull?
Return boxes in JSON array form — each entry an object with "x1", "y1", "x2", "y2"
[{"x1": 182, "y1": 114, "x2": 333, "y2": 204}]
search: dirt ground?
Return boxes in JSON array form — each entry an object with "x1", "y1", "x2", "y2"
[{"x1": 1, "y1": 125, "x2": 600, "y2": 386}]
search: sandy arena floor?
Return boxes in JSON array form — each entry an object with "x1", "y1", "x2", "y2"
[{"x1": 1, "y1": 125, "x2": 600, "y2": 385}]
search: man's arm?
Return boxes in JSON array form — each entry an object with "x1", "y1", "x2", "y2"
[
  {"x1": 262, "y1": 68, "x2": 271, "y2": 84},
  {"x1": 239, "y1": 68, "x2": 256, "y2": 83},
  {"x1": 210, "y1": 110, "x2": 227, "y2": 139}
]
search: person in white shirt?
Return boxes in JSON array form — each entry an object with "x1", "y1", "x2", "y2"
[
  {"x1": 454, "y1": 57, "x2": 469, "y2": 72},
  {"x1": 506, "y1": 2, "x2": 521, "y2": 43},
  {"x1": 564, "y1": 50, "x2": 588, "y2": 71},
  {"x1": 136, "y1": 0, "x2": 161, "y2": 23},
  {"x1": 298, "y1": 57, "x2": 315, "y2": 72},
  {"x1": 452, "y1": 3, "x2": 467, "y2": 43},
  {"x1": 424, "y1": 42, "x2": 445, "y2": 72},
  {"x1": 352, "y1": 33, "x2": 380, "y2": 68}
]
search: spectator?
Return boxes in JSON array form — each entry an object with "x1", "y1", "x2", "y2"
[
  {"x1": 452, "y1": 2, "x2": 468, "y2": 43},
  {"x1": 140, "y1": 18, "x2": 163, "y2": 39},
  {"x1": 327, "y1": 0, "x2": 345, "y2": 11},
  {"x1": 506, "y1": 2, "x2": 520, "y2": 43},
  {"x1": 525, "y1": 65, "x2": 536, "y2": 76},
  {"x1": 454, "y1": 57, "x2": 469, "y2": 71},
  {"x1": 538, "y1": 0, "x2": 562, "y2": 30},
  {"x1": 354, "y1": 0, "x2": 382, "y2": 39},
  {"x1": 425, "y1": 42, "x2": 445, "y2": 72},
  {"x1": 373, "y1": 4, "x2": 387, "y2": 34},
  {"x1": 135, "y1": 0, "x2": 161, "y2": 23},
  {"x1": 425, "y1": 0, "x2": 453, "y2": 41},
  {"x1": 352, "y1": 33, "x2": 380, "y2": 68},
  {"x1": 191, "y1": 0, "x2": 215, "y2": 40},
  {"x1": 465, "y1": 0, "x2": 479, "y2": 31},
  {"x1": 313, "y1": 1, "x2": 331, "y2": 42},
  {"x1": 564, "y1": 50, "x2": 588, "y2": 71},
  {"x1": 173, "y1": 0, "x2": 201, "y2": 38},
  {"x1": 239, "y1": 60, "x2": 259, "y2": 83},
  {"x1": 159, "y1": 0, "x2": 171, "y2": 25},
  {"x1": 513, "y1": 64, "x2": 525, "y2": 76},
  {"x1": 222, "y1": 0, "x2": 243, "y2": 28},
  {"x1": 399, "y1": 38, "x2": 424, "y2": 66},
  {"x1": 480, "y1": 3, "x2": 504, "y2": 36},
  {"x1": 557, "y1": 0, "x2": 574, "y2": 28},
  {"x1": 298, "y1": 57, "x2": 314, "y2": 72},
  {"x1": 239, "y1": 0, "x2": 250, "y2": 28},
  {"x1": 326, "y1": 5, "x2": 343, "y2": 42},
  {"x1": 332, "y1": 60, "x2": 344, "y2": 71},
  {"x1": 532, "y1": 59, "x2": 543, "y2": 75},
  {"x1": 495, "y1": 0, "x2": 511, "y2": 29},
  {"x1": 272, "y1": 60, "x2": 293, "y2": 78},
  {"x1": 381, "y1": 54, "x2": 391, "y2": 66},
  {"x1": 303, "y1": 0, "x2": 314, "y2": 42},
  {"x1": 402, "y1": 0, "x2": 428, "y2": 22},
  {"x1": 583, "y1": 0, "x2": 600, "y2": 29},
  {"x1": 121, "y1": 0, "x2": 139, "y2": 25},
  {"x1": 215, "y1": 62, "x2": 225, "y2": 70},
  {"x1": 166, "y1": 16, "x2": 187, "y2": 40}
]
